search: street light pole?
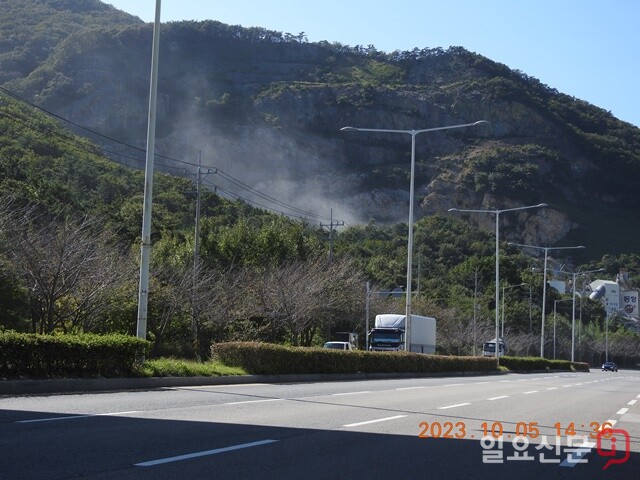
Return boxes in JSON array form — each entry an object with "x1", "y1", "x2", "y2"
[
  {"x1": 136, "y1": 0, "x2": 162, "y2": 343},
  {"x1": 449, "y1": 203, "x2": 547, "y2": 361},
  {"x1": 342, "y1": 120, "x2": 488, "y2": 351},
  {"x1": 509, "y1": 243, "x2": 585, "y2": 357},
  {"x1": 569, "y1": 268, "x2": 604, "y2": 362}
]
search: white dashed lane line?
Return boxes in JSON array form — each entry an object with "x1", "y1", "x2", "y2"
[
  {"x1": 438, "y1": 403, "x2": 471, "y2": 410},
  {"x1": 332, "y1": 391, "x2": 372, "y2": 396},
  {"x1": 135, "y1": 439, "x2": 278, "y2": 467},
  {"x1": 343, "y1": 415, "x2": 407, "y2": 427},
  {"x1": 224, "y1": 399, "x2": 284, "y2": 405},
  {"x1": 16, "y1": 411, "x2": 141, "y2": 424}
]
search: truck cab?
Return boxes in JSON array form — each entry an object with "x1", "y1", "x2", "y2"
[
  {"x1": 368, "y1": 328, "x2": 404, "y2": 351},
  {"x1": 482, "y1": 338, "x2": 506, "y2": 357},
  {"x1": 323, "y1": 341, "x2": 354, "y2": 351}
]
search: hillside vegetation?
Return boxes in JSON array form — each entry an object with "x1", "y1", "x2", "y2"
[{"x1": 0, "y1": 0, "x2": 639, "y2": 367}]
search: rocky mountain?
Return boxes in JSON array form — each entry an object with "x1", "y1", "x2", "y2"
[{"x1": 1, "y1": 0, "x2": 639, "y2": 259}]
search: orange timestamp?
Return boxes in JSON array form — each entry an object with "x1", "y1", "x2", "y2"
[{"x1": 418, "y1": 421, "x2": 615, "y2": 440}]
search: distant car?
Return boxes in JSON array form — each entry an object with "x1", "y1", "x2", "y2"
[
  {"x1": 322, "y1": 341, "x2": 354, "y2": 351},
  {"x1": 602, "y1": 362, "x2": 618, "y2": 372}
]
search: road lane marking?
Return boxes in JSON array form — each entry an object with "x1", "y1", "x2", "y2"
[
  {"x1": 224, "y1": 399, "x2": 284, "y2": 405},
  {"x1": 562, "y1": 385, "x2": 572, "y2": 388},
  {"x1": 343, "y1": 415, "x2": 407, "y2": 427},
  {"x1": 547, "y1": 387, "x2": 559, "y2": 390},
  {"x1": 443, "y1": 383, "x2": 464, "y2": 387},
  {"x1": 617, "y1": 408, "x2": 629, "y2": 415},
  {"x1": 16, "y1": 411, "x2": 140, "y2": 424},
  {"x1": 559, "y1": 440, "x2": 596, "y2": 467},
  {"x1": 332, "y1": 391, "x2": 372, "y2": 396},
  {"x1": 135, "y1": 439, "x2": 278, "y2": 467},
  {"x1": 601, "y1": 419, "x2": 617, "y2": 431},
  {"x1": 487, "y1": 396, "x2": 508, "y2": 401},
  {"x1": 523, "y1": 391, "x2": 538, "y2": 395},
  {"x1": 628, "y1": 399, "x2": 637, "y2": 406},
  {"x1": 175, "y1": 383, "x2": 269, "y2": 390},
  {"x1": 438, "y1": 403, "x2": 471, "y2": 410},
  {"x1": 395, "y1": 386, "x2": 427, "y2": 391},
  {"x1": 471, "y1": 381, "x2": 490, "y2": 385}
]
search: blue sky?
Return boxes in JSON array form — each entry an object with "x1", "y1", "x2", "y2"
[{"x1": 104, "y1": 0, "x2": 640, "y2": 128}]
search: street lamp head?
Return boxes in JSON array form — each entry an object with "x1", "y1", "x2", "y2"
[
  {"x1": 447, "y1": 208, "x2": 459, "y2": 212},
  {"x1": 536, "y1": 203, "x2": 549, "y2": 208},
  {"x1": 340, "y1": 126, "x2": 357, "y2": 132},
  {"x1": 473, "y1": 120, "x2": 490, "y2": 127}
]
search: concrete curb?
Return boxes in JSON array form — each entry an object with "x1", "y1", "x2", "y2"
[{"x1": 0, "y1": 370, "x2": 503, "y2": 396}]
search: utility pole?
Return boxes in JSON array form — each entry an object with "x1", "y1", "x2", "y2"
[
  {"x1": 190, "y1": 156, "x2": 215, "y2": 359},
  {"x1": 473, "y1": 267, "x2": 478, "y2": 356},
  {"x1": 191, "y1": 153, "x2": 202, "y2": 358},
  {"x1": 365, "y1": 281, "x2": 370, "y2": 350},
  {"x1": 320, "y1": 209, "x2": 344, "y2": 265}
]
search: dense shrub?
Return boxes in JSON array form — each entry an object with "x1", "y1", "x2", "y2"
[
  {"x1": 500, "y1": 356, "x2": 589, "y2": 372},
  {"x1": 211, "y1": 341, "x2": 498, "y2": 375},
  {"x1": 0, "y1": 331, "x2": 150, "y2": 378}
]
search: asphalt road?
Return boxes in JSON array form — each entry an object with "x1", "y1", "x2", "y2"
[{"x1": 1, "y1": 370, "x2": 639, "y2": 479}]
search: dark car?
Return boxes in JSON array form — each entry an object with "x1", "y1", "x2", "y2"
[{"x1": 602, "y1": 362, "x2": 618, "y2": 372}]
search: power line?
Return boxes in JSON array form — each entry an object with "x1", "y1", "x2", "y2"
[{"x1": 0, "y1": 87, "x2": 343, "y2": 224}]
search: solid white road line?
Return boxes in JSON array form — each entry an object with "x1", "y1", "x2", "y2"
[
  {"x1": 135, "y1": 439, "x2": 278, "y2": 467},
  {"x1": 395, "y1": 386, "x2": 427, "y2": 391},
  {"x1": 343, "y1": 415, "x2": 407, "y2": 427},
  {"x1": 16, "y1": 411, "x2": 141, "y2": 424}
]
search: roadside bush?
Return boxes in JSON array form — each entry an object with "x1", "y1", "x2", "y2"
[
  {"x1": 211, "y1": 342, "x2": 498, "y2": 375},
  {"x1": 500, "y1": 356, "x2": 589, "y2": 372},
  {"x1": 0, "y1": 331, "x2": 150, "y2": 378}
]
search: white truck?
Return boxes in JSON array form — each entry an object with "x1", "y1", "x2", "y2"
[
  {"x1": 368, "y1": 314, "x2": 436, "y2": 353},
  {"x1": 482, "y1": 337, "x2": 506, "y2": 357}
]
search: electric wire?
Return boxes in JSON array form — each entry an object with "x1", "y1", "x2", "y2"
[{"x1": 0, "y1": 87, "x2": 341, "y2": 223}]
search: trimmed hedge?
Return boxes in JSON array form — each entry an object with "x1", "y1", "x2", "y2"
[
  {"x1": 500, "y1": 356, "x2": 590, "y2": 372},
  {"x1": 211, "y1": 342, "x2": 499, "y2": 375},
  {"x1": 0, "y1": 331, "x2": 150, "y2": 378}
]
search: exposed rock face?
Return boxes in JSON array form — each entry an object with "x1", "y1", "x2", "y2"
[{"x1": 2, "y1": 2, "x2": 639, "y2": 255}]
